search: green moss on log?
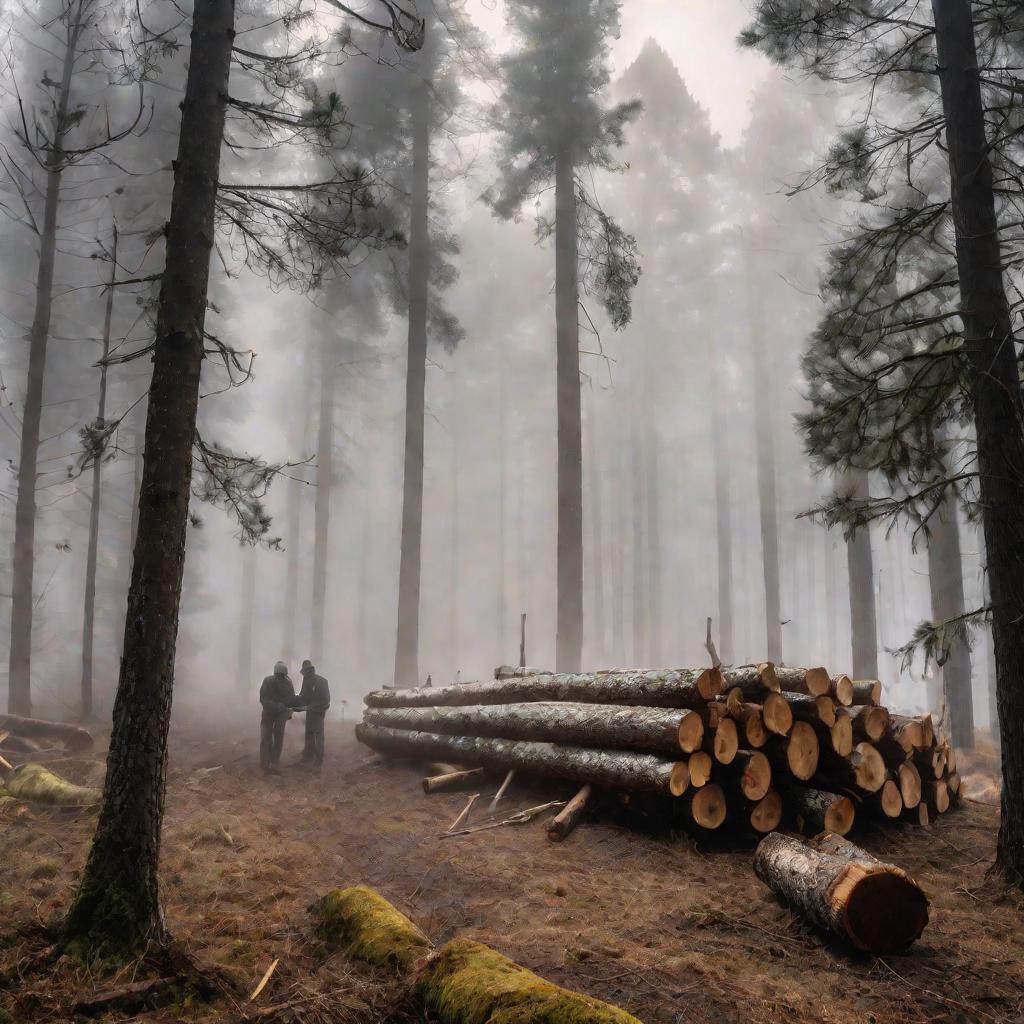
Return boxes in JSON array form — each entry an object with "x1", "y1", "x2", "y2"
[
  {"x1": 315, "y1": 886, "x2": 431, "y2": 970},
  {"x1": 5, "y1": 764, "x2": 99, "y2": 805},
  {"x1": 418, "y1": 938, "x2": 643, "y2": 1024}
]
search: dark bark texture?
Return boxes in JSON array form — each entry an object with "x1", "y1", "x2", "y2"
[{"x1": 845, "y1": 471, "x2": 878, "y2": 679}]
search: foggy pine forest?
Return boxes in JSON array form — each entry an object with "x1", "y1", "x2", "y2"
[{"x1": 1, "y1": 0, "x2": 1023, "y2": 1020}]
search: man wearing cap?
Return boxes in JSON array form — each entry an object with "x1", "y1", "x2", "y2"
[
  {"x1": 259, "y1": 660, "x2": 296, "y2": 775},
  {"x1": 294, "y1": 659, "x2": 331, "y2": 773}
]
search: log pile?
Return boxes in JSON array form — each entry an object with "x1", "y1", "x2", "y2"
[{"x1": 358, "y1": 662, "x2": 961, "y2": 840}]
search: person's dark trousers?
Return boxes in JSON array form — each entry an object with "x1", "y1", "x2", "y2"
[
  {"x1": 303, "y1": 711, "x2": 326, "y2": 770},
  {"x1": 260, "y1": 714, "x2": 287, "y2": 771}
]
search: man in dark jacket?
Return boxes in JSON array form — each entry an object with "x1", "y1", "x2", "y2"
[
  {"x1": 259, "y1": 661, "x2": 295, "y2": 775},
  {"x1": 294, "y1": 659, "x2": 330, "y2": 772}
]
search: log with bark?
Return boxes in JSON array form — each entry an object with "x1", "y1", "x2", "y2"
[
  {"x1": 765, "y1": 721, "x2": 819, "y2": 781},
  {"x1": 783, "y1": 692, "x2": 836, "y2": 728},
  {"x1": 728, "y1": 750, "x2": 773, "y2": 801},
  {"x1": 896, "y1": 761, "x2": 922, "y2": 810},
  {"x1": 721, "y1": 663, "x2": 779, "y2": 698},
  {"x1": 356, "y1": 724, "x2": 691, "y2": 797},
  {"x1": 783, "y1": 784, "x2": 855, "y2": 836},
  {"x1": 774, "y1": 666, "x2": 831, "y2": 697},
  {"x1": 703, "y1": 716, "x2": 738, "y2": 764},
  {"x1": 815, "y1": 742, "x2": 887, "y2": 794},
  {"x1": 845, "y1": 704, "x2": 890, "y2": 743},
  {"x1": 0, "y1": 713, "x2": 93, "y2": 751},
  {"x1": 365, "y1": 702, "x2": 705, "y2": 757},
  {"x1": 365, "y1": 668, "x2": 720, "y2": 710},
  {"x1": 849, "y1": 679, "x2": 882, "y2": 706},
  {"x1": 754, "y1": 831, "x2": 929, "y2": 952},
  {"x1": 678, "y1": 783, "x2": 727, "y2": 830},
  {"x1": 546, "y1": 783, "x2": 591, "y2": 842}
]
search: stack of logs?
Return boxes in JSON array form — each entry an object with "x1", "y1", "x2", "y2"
[{"x1": 356, "y1": 663, "x2": 960, "y2": 839}]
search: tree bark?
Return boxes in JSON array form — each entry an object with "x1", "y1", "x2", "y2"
[
  {"x1": 629, "y1": 362, "x2": 647, "y2": 664},
  {"x1": 80, "y1": 224, "x2": 117, "y2": 720},
  {"x1": 845, "y1": 471, "x2": 878, "y2": 678},
  {"x1": 236, "y1": 544, "x2": 255, "y2": 693},
  {"x1": 357, "y1": 723, "x2": 689, "y2": 796},
  {"x1": 364, "y1": 701, "x2": 705, "y2": 756},
  {"x1": 926, "y1": 492, "x2": 974, "y2": 747},
  {"x1": 8, "y1": 4, "x2": 85, "y2": 716},
  {"x1": 311, "y1": 338, "x2": 335, "y2": 668},
  {"x1": 0, "y1": 712, "x2": 93, "y2": 750},
  {"x1": 644, "y1": 361, "x2": 662, "y2": 663},
  {"x1": 365, "y1": 667, "x2": 719, "y2": 710},
  {"x1": 394, "y1": 75, "x2": 431, "y2": 688},
  {"x1": 584, "y1": 387, "x2": 606, "y2": 663},
  {"x1": 711, "y1": 373, "x2": 733, "y2": 664},
  {"x1": 63, "y1": 0, "x2": 235, "y2": 955},
  {"x1": 554, "y1": 148, "x2": 583, "y2": 672}
]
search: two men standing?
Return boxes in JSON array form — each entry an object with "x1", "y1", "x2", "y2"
[{"x1": 259, "y1": 659, "x2": 331, "y2": 775}]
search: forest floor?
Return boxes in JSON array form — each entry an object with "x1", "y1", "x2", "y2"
[{"x1": 1, "y1": 719, "x2": 1022, "y2": 1024}]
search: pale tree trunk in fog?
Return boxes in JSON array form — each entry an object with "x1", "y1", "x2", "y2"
[
  {"x1": 823, "y1": 530, "x2": 837, "y2": 667},
  {"x1": 449, "y1": 398, "x2": 459, "y2": 675},
  {"x1": 611, "y1": 424, "x2": 626, "y2": 664},
  {"x1": 845, "y1": 470, "x2": 878, "y2": 679},
  {"x1": 64, "y1": 0, "x2": 235, "y2": 954},
  {"x1": 357, "y1": 482, "x2": 371, "y2": 674},
  {"x1": 749, "y1": 290, "x2": 782, "y2": 664},
  {"x1": 554, "y1": 149, "x2": 583, "y2": 672},
  {"x1": 394, "y1": 76, "x2": 430, "y2": 688},
  {"x1": 584, "y1": 387, "x2": 605, "y2": 663},
  {"x1": 237, "y1": 544, "x2": 255, "y2": 692},
  {"x1": 282, "y1": 476, "x2": 302, "y2": 665},
  {"x1": 927, "y1": 496, "x2": 975, "y2": 747},
  {"x1": 80, "y1": 224, "x2": 117, "y2": 720},
  {"x1": 711, "y1": 371, "x2": 733, "y2": 665},
  {"x1": 8, "y1": 6, "x2": 84, "y2": 715},
  {"x1": 497, "y1": 372, "x2": 507, "y2": 656},
  {"x1": 311, "y1": 339, "x2": 336, "y2": 668},
  {"x1": 629, "y1": 369, "x2": 647, "y2": 664},
  {"x1": 643, "y1": 360, "x2": 662, "y2": 664}
]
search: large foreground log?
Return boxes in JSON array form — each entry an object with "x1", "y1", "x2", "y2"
[
  {"x1": 0, "y1": 713, "x2": 93, "y2": 751},
  {"x1": 753, "y1": 832, "x2": 929, "y2": 952},
  {"x1": 364, "y1": 702, "x2": 705, "y2": 756},
  {"x1": 356, "y1": 724, "x2": 691, "y2": 796},
  {"x1": 366, "y1": 668, "x2": 719, "y2": 710}
]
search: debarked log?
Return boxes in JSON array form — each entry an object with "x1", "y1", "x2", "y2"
[
  {"x1": 753, "y1": 831, "x2": 929, "y2": 952},
  {"x1": 366, "y1": 668, "x2": 720, "y2": 710},
  {"x1": 364, "y1": 702, "x2": 705, "y2": 756},
  {"x1": 356, "y1": 724, "x2": 691, "y2": 797}
]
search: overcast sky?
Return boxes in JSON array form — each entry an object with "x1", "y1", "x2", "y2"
[{"x1": 467, "y1": 0, "x2": 773, "y2": 147}]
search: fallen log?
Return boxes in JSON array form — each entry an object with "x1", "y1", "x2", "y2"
[
  {"x1": 760, "y1": 692, "x2": 793, "y2": 737},
  {"x1": 356, "y1": 724, "x2": 691, "y2": 797},
  {"x1": 546, "y1": 783, "x2": 592, "y2": 842},
  {"x1": 764, "y1": 721, "x2": 819, "y2": 781},
  {"x1": 848, "y1": 679, "x2": 882, "y2": 706},
  {"x1": 783, "y1": 785, "x2": 855, "y2": 836},
  {"x1": 4, "y1": 763, "x2": 99, "y2": 805},
  {"x1": 365, "y1": 702, "x2": 705, "y2": 757},
  {"x1": 814, "y1": 742, "x2": 887, "y2": 794},
  {"x1": 0, "y1": 713, "x2": 93, "y2": 751},
  {"x1": 774, "y1": 666, "x2": 831, "y2": 697},
  {"x1": 846, "y1": 705, "x2": 889, "y2": 743},
  {"x1": 422, "y1": 768, "x2": 484, "y2": 794},
  {"x1": 721, "y1": 663, "x2": 779, "y2": 698},
  {"x1": 494, "y1": 665, "x2": 549, "y2": 678},
  {"x1": 828, "y1": 674, "x2": 855, "y2": 707},
  {"x1": 365, "y1": 668, "x2": 720, "y2": 710},
  {"x1": 753, "y1": 831, "x2": 929, "y2": 952},
  {"x1": 783, "y1": 692, "x2": 836, "y2": 728}
]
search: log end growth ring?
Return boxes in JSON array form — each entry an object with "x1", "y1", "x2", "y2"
[{"x1": 836, "y1": 867, "x2": 930, "y2": 953}]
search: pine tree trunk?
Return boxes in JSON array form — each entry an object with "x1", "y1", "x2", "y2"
[
  {"x1": 449, "y1": 391, "x2": 459, "y2": 676},
  {"x1": 237, "y1": 544, "x2": 255, "y2": 694},
  {"x1": 80, "y1": 225, "x2": 117, "y2": 721},
  {"x1": 823, "y1": 529, "x2": 837, "y2": 668},
  {"x1": 611, "y1": 425, "x2": 626, "y2": 663},
  {"x1": 497, "y1": 371, "x2": 506, "y2": 657},
  {"x1": 8, "y1": 8, "x2": 83, "y2": 716},
  {"x1": 584, "y1": 388, "x2": 605, "y2": 663},
  {"x1": 931, "y1": 0, "x2": 1024, "y2": 884},
  {"x1": 554, "y1": 148, "x2": 583, "y2": 673},
  {"x1": 845, "y1": 470, "x2": 878, "y2": 678},
  {"x1": 311, "y1": 338, "x2": 335, "y2": 667},
  {"x1": 926, "y1": 492, "x2": 974, "y2": 747},
  {"x1": 750, "y1": 288, "x2": 782, "y2": 663},
  {"x1": 394, "y1": 76, "x2": 431, "y2": 688},
  {"x1": 63, "y1": 0, "x2": 235, "y2": 954},
  {"x1": 629, "y1": 367, "x2": 647, "y2": 664},
  {"x1": 282, "y1": 476, "x2": 301, "y2": 667},
  {"x1": 644, "y1": 362, "x2": 661, "y2": 663},
  {"x1": 712, "y1": 376, "x2": 733, "y2": 664}
]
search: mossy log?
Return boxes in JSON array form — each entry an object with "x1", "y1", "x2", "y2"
[
  {"x1": 783, "y1": 784, "x2": 855, "y2": 836},
  {"x1": 356, "y1": 724, "x2": 690, "y2": 796},
  {"x1": 417, "y1": 937, "x2": 643, "y2": 1024},
  {"x1": 364, "y1": 702, "x2": 705, "y2": 756},
  {"x1": 0, "y1": 713, "x2": 93, "y2": 751},
  {"x1": 315, "y1": 885, "x2": 431, "y2": 970},
  {"x1": 4, "y1": 763, "x2": 99, "y2": 805},
  {"x1": 753, "y1": 832, "x2": 929, "y2": 952},
  {"x1": 366, "y1": 668, "x2": 719, "y2": 710}
]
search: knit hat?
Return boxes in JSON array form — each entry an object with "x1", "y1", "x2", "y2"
[
  {"x1": 301, "y1": 659, "x2": 314, "y2": 672},
  {"x1": 274, "y1": 660, "x2": 288, "y2": 675}
]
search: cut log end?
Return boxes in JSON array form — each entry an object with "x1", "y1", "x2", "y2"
[
  {"x1": 749, "y1": 790, "x2": 782, "y2": 833},
  {"x1": 688, "y1": 783, "x2": 726, "y2": 829},
  {"x1": 852, "y1": 742, "x2": 887, "y2": 793},
  {"x1": 787, "y1": 721, "x2": 819, "y2": 781},
  {"x1": 830, "y1": 714, "x2": 854, "y2": 757},
  {"x1": 669, "y1": 762, "x2": 690, "y2": 797},
  {"x1": 688, "y1": 751, "x2": 713, "y2": 788},
  {"x1": 699, "y1": 667, "x2": 723, "y2": 700},
  {"x1": 897, "y1": 761, "x2": 922, "y2": 810},
  {"x1": 757, "y1": 662, "x2": 780, "y2": 692},
  {"x1": 736, "y1": 750, "x2": 772, "y2": 801},
  {"x1": 739, "y1": 705, "x2": 768, "y2": 748},
  {"x1": 677, "y1": 711, "x2": 704, "y2": 754},
  {"x1": 836, "y1": 866, "x2": 930, "y2": 953},
  {"x1": 711, "y1": 717, "x2": 738, "y2": 765},
  {"x1": 832, "y1": 674, "x2": 854, "y2": 707},
  {"x1": 761, "y1": 692, "x2": 793, "y2": 737},
  {"x1": 874, "y1": 779, "x2": 904, "y2": 819},
  {"x1": 825, "y1": 796, "x2": 856, "y2": 836}
]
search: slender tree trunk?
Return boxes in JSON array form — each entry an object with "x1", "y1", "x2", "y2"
[
  {"x1": 584, "y1": 386, "x2": 605, "y2": 663},
  {"x1": 497, "y1": 371, "x2": 506, "y2": 656},
  {"x1": 845, "y1": 471, "x2": 878, "y2": 679},
  {"x1": 282, "y1": 475, "x2": 301, "y2": 666},
  {"x1": 927, "y1": 496, "x2": 974, "y2": 747},
  {"x1": 554, "y1": 149, "x2": 583, "y2": 672},
  {"x1": 237, "y1": 544, "x2": 255, "y2": 693},
  {"x1": 711, "y1": 376, "x2": 733, "y2": 665},
  {"x1": 8, "y1": 9, "x2": 83, "y2": 716},
  {"x1": 311, "y1": 338, "x2": 335, "y2": 668},
  {"x1": 749, "y1": 287, "x2": 782, "y2": 664},
  {"x1": 931, "y1": 0, "x2": 1024, "y2": 881},
  {"x1": 80, "y1": 225, "x2": 117, "y2": 720},
  {"x1": 823, "y1": 530, "x2": 837, "y2": 668},
  {"x1": 357, "y1": 481, "x2": 370, "y2": 675},
  {"x1": 64, "y1": 0, "x2": 235, "y2": 954},
  {"x1": 629, "y1": 366, "x2": 647, "y2": 664},
  {"x1": 394, "y1": 77, "x2": 430, "y2": 688},
  {"x1": 644, "y1": 374, "x2": 662, "y2": 664},
  {"x1": 449, "y1": 393, "x2": 459, "y2": 677},
  {"x1": 611, "y1": 423, "x2": 626, "y2": 663}
]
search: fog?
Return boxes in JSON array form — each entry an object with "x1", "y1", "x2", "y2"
[{"x1": 0, "y1": 0, "x2": 996, "y2": 734}]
